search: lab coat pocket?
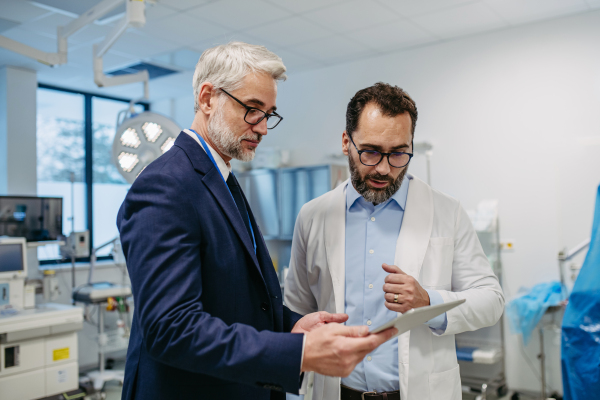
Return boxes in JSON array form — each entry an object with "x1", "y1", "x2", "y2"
[
  {"x1": 421, "y1": 237, "x2": 453, "y2": 288},
  {"x1": 429, "y1": 365, "x2": 461, "y2": 400}
]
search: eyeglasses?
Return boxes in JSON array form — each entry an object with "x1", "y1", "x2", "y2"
[
  {"x1": 220, "y1": 89, "x2": 283, "y2": 129},
  {"x1": 348, "y1": 133, "x2": 413, "y2": 168}
]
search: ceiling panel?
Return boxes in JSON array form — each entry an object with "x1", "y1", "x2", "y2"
[
  {"x1": 0, "y1": 18, "x2": 20, "y2": 34},
  {"x1": 159, "y1": 0, "x2": 216, "y2": 11},
  {"x1": 2, "y1": 26, "x2": 60, "y2": 52},
  {"x1": 0, "y1": 47, "x2": 47, "y2": 70},
  {"x1": 411, "y1": 2, "x2": 508, "y2": 39},
  {"x1": 151, "y1": 48, "x2": 202, "y2": 70},
  {"x1": 67, "y1": 23, "x2": 113, "y2": 46},
  {"x1": 188, "y1": 0, "x2": 292, "y2": 31},
  {"x1": 375, "y1": 0, "x2": 479, "y2": 18},
  {"x1": 144, "y1": 2, "x2": 179, "y2": 21},
  {"x1": 109, "y1": 30, "x2": 180, "y2": 59},
  {"x1": 587, "y1": 0, "x2": 600, "y2": 7},
  {"x1": 264, "y1": 0, "x2": 347, "y2": 14},
  {"x1": 0, "y1": 0, "x2": 52, "y2": 23},
  {"x1": 484, "y1": 0, "x2": 589, "y2": 24},
  {"x1": 140, "y1": 13, "x2": 229, "y2": 47},
  {"x1": 344, "y1": 19, "x2": 437, "y2": 52},
  {"x1": 303, "y1": 0, "x2": 401, "y2": 34},
  {"x1": 292, "y1": 35, "x2": 377, "y2": 64},
  {"x1": 244, "y1": 16, "x2": 334, "y2": 48},
  {"x1": 16, "y1": 12, "x2": 75, "y2": 38},
  {"x1": 270, "y1": 47, "x2": 322, "y2": 73}
]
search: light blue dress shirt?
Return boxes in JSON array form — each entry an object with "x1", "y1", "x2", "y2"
[{"x1": 342, "y1": 177, "x2": 447, "y2": 392}]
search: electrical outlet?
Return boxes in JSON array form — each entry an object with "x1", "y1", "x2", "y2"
[{"x1": 501, "y1": 239, "x2": 515, "y2": 251}]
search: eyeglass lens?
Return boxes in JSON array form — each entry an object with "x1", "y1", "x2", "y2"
[
  {"x1": 245, "y1": 109, "x2": 281, "y2": 129},
  {"x1": 360, "y1": 150, "x2": 411, "y2": 167}
]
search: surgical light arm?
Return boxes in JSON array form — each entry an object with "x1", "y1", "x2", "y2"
[{"x1": 87, "y1": 237, "x2": 121, "y2": 285}]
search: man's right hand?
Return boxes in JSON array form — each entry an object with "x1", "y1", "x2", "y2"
[{"x1": 301, "y1": 323, "x2": 397, "y2": 377}]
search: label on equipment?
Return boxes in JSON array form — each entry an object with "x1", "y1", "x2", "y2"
[
  {"x1": 57, "y1": 369, "x2": 67, "y2": 383},
  {"x1": 53, "y1": 347, "x2": 70, "y2": 361}
]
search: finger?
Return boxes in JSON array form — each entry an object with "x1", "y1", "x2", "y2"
[
  {"x1": 382, "y1": 263, "x2": 406, "y2": 274},
  {"x1": 321, "y1": 313, "x2": 349, "y2": 323},
  {"x1": 331, "y1": 324, "x2": 369, "y2": 337},
  {"x1": 352, "y1": 327, "x2": 398, "y2": 352},
  {"x1": 384, "y1": 292, "x2": 408, "y2": 303},
  {"x1": 384, "y1": 273, "x2": 411, "y2": 284},
  {"x1": 382, "y1": 283, "x2": 406, "y2": 294}
]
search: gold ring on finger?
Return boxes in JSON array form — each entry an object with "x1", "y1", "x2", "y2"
[{"x1": 393, "y1": 294, "x2": 399, "y2": 303}]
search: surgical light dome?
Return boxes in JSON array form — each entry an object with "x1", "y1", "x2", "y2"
[{"x1": 112, "y1": 111, "x2": 181, "y2": 184}]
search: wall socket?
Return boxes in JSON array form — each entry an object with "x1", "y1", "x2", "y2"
[{"x1": 501, "y1": 239, "x2": 515, "y2": 251}]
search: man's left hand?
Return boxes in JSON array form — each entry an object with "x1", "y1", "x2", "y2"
[
  {"x1": 291, "y1": 311, "x2": 349, "y2": 334},
  {"x1": 382, "y1": 263, "x2": 430, "y2": 313}
]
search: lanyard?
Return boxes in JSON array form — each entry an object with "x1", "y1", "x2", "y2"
[{"x1": 189, "y1": 129, "x2": 256, "y2": 253}]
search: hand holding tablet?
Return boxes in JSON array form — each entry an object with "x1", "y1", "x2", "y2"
[{"x1": 370, "y1": 299, "x2": 466, "y2": 342}]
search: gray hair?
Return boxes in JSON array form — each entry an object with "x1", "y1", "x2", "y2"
[{"x1": 192, "y1": 41, "x2": 287, "y2": 113}]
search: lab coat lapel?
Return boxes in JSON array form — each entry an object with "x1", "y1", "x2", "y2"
[
  {"x1": 324, "y1": 180, "x2": 348, "y2": 314},
  {"x1": 202, "y1": 168, "x2": 261, "y2": 273},
  {"x1": 395, "y1": 174, "x2": 433, "y2": 282},
  {"x1": 394, "y1": 174, "x2": 433, "y2": 400}
]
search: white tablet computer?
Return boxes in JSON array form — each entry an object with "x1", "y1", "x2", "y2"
[{"x1": 370, "y1": 299, "x2": 466, "y2": 341}]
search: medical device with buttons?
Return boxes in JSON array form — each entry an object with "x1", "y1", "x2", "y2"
[{"x1": 0, "y1": 237, "x2": 27, "y2": 310}]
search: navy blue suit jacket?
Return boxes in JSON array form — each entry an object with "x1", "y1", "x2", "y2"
[{"x1": 117, "y1": 132, "x2": 304, "y2": 400}]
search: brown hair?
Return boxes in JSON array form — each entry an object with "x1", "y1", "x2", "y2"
[{"x1": 346, "y1": 82, "x2": 418, "y2": 137}]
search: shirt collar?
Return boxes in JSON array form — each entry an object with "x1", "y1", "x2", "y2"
[
  {"x1": 184, "y1": 129, "x2": 232, "y2": 181},
  {"x1": 346, "y1": 174, "x2": 410, "y2": 211}
]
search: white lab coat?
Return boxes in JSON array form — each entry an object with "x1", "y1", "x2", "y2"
[{"x1": 284, "y1": 174, "x2": 505, "y2": 400}]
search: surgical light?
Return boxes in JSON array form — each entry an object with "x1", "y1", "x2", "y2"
[
  {"x1": 160, "y1": 137, "x2": 176, "y2": 153},
  {"x1": 118, "y1": 152, "x2": 139, "y2": 172},
  {"x1": 142, "y1": 122, "x2": 163, "y2": 142},
  {"x1": 120, "y1": 128, "x2": 141, "y2": 148},
  {"x1": 112, "y1": 111, "x2": 181, "y2": 184}
]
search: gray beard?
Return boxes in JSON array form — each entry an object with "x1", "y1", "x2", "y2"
[
  {"x1": 207, "y1": 103, "x2": 261, "y2": 162},
  {"x1": 349, "y1": 154, "x2": 407, "y2": 205}
]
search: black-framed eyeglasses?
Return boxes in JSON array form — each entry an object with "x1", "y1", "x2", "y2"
[
  {"x1": 348, "y1": 133, "x2": 413, "y2": 168},
  {"x1": 220, "y1": 88, "x2": 283, "y2": 129}
]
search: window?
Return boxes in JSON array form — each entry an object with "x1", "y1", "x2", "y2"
[
  {"x1": 92, "y1": 98, "x2": 143, "y2": 256},
  {"x1": 36, "y1": 88, "x2": 86, "y2": 261},
  {"x1": 36, "y1": 85, "x2": 149, "y2": 262}
]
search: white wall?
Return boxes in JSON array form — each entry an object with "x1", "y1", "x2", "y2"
[
  {"x1": 0, "y1": 66, "x2": 37, "y2": 195},
  {"x1": 160, "y1": 10, "x2": 600, "y2": 394}
]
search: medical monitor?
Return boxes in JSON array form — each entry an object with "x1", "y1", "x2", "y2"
[
  {"x1": 0, "y1": 196, "x2": 63, "y2": 241},
  {"x1": 0, "y1": 237, "x2": 27, "y2": 280}
]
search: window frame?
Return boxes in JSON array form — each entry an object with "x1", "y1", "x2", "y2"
[{"x1": 38, "y1": 84, "x2": 150, "y2": 264}]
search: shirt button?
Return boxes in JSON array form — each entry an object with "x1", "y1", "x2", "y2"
[
  {"x1": 367, "y1": 356, "x2": 372, "y2": 361},
  {"x1": 369, "y1": 249, "x2": 374, "y2": 254},
  {"x1": 260, "y1": 302, "x2": 270, "y2": 311},
  {"x1": 368, "y1": 284, "x2": 373, "y2": 289},
  {"x1": 371, "y1": 217, "x2": 375, "y2": 221},
  {"x1": 367, "y1": 320, "x2": 372, "y2": 326}
]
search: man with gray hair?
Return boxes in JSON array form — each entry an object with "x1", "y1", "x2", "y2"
[{"x1": 117, "y1": 42, "x2": 396, "y2": 400}]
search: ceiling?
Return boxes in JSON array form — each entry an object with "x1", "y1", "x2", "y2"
[{"x1": 0, "y1": 0, "x2": 599, "y2": 100}]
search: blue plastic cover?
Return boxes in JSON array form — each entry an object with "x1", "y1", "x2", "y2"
[
  {"x1": 562, "y1": 185, "x2": 600, "y2": 399},
  {"x1": 506, "y1": 281, "x2": 565, "y2": 345}
]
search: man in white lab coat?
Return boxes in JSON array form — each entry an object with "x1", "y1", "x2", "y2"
[{"x1": 284, "y1": 82, "x2": 505, "y2": 400}]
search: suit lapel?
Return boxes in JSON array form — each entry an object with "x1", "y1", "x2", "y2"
[
  {"x1": 324, "y1": 180, "x2": 348, "y2": 314},
  {"x1": 174, "y1": 133, "x2": 262, "y2": 275},
  {"x1": 202, "y1": 168, "x2": 261, "y2": 272}
]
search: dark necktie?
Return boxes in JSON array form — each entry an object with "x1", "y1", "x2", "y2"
[{"x1": 226, "y1": 173, "x2": 254, "y2": 243}]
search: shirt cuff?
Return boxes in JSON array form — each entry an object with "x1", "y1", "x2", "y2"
[
  {"x1": 300, "y1": 333, "x2": 306, "y2": 373},
  {"x1": 425, "y1": 289, "x2": 448, "y2": 333}
]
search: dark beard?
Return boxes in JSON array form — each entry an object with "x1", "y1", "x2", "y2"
[{"x1": 349, "y1": 155, "x2": 407, "y2": 205}]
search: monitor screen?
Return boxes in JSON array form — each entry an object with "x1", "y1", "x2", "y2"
[
  {"x1": 0, "y1": 196, "x2": 63, "y2": 241},
  {"x1": 0, "y1": 243, "x2": 24, "y2": 273}
]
